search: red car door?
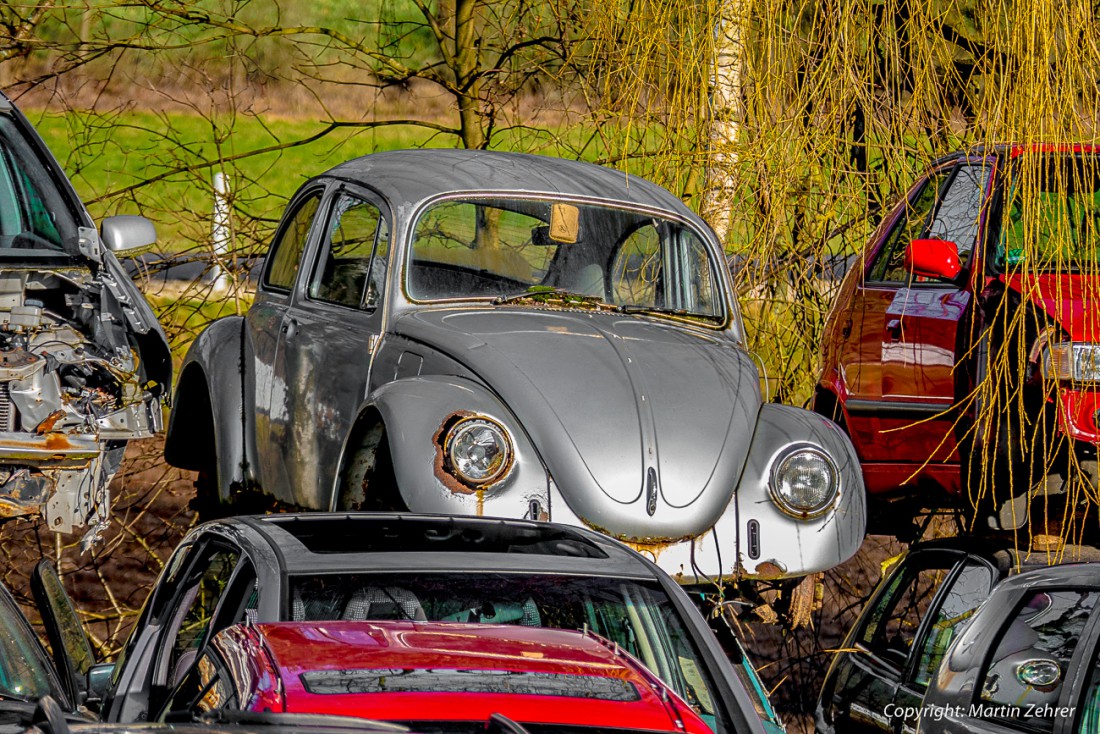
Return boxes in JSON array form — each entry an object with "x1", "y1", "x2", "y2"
[{"x1": 830, "y1": 160, "x2": 994, "y2": 491}]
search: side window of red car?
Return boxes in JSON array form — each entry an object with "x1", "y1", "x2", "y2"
[
  {"x1": 264, "y1": 192, "x2": 322, "y2": 291},
  {"x1": 869, "y1": 173, "x2": 946, "y2": 282},
  {"x1": 925, "y1": 163, "x2": 992, "y2": 266}
]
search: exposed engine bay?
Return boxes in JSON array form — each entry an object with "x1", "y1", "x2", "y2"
[{"x1": 0, "y1": 266, "x2": 162, "y2": 544}]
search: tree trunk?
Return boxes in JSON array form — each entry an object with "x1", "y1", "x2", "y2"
[
  {"x1": 454, "y1": 0, "x2": 485, "y2": 149},
  {"x1": 703, "y1": 0, "x2": 749, "y2": 244}
]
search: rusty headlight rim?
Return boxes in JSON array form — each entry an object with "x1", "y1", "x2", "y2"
[
  {"x1": 767, "y1": 443, "x2": 841, "y2": 520},
  {"x1": 444, "y1": 415, "x2": 514, "y2": 487}
]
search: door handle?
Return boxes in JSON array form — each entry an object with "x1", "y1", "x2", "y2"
[
  {"x1": 886, "y1": 318, "x2": 902, "y2": 342},
  {"x1": 281, "y1": 317, "x2": 298, "y2": 341}
]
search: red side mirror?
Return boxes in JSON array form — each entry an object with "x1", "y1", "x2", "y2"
[{"x1": 904, "y1": 239, "x2": 962, "y2": 281}]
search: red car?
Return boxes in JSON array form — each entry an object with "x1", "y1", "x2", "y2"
[
  {"x1": 159, "y1": 620, "x2": 712, "y2": 734},
  {"x1": 814, "y1": 145, "x2": 1100, "y2": 533}
]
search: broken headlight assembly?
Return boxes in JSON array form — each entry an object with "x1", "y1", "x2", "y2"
[
  {"x1": 768, "y1": 444, "x2": 840, "y2": 519},
  {"x1": 444, "y1": 416, "x2": 513, "y2": 486}
]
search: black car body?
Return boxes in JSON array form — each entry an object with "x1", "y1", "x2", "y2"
[
  {"x1": 86, "y1": 513, "x2": 768, "y2": 733},
  {"x1": 815, "y1": 539, "x2": 1100, "y2": 734},
  {"x1": 919, "y1": 563, "x2": 1100, "y2": 733}
]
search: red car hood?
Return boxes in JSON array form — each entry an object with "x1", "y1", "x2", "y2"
[
  {"x1": 1003, "y1": 273, "x2": 1100, "y2": 342},
  {"x1": 236, "y1": 621, "x2": 707, "y2": 732}
]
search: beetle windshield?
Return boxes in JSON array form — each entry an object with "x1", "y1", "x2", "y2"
[
  {"x1": 997, "y1": 153, "x2": 1100, "y2": 272},
  {"x1": 290, "y1": 572, "x2": 725, "y2": 732},
  {"x1": 407, "y1": 197, "x2": 725, "y2": 323}
]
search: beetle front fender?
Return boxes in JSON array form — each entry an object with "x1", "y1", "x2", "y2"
[
  {"x1": 734, "y1": 404, "x2": 866, "y2": 577},
  {"x1": 165, "y1": 316, "x2": 249, "y2": 500},
  {"x1": 367, "y1": 375, "x2": 550, "y2": 518}
]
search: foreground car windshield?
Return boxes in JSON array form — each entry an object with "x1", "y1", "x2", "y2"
[
  {"x1": 0, "y1": 593, "x2": 56, "y2": 701},
  {"x1": 407, "y1": 197, "x2": 724, "y2": 322},
  {"x1": 998, "y1": 154, "x2": 1100, "y2": 271},
  {"x1": 291, "y1": 573, "x2": 723, "y2": 730}
]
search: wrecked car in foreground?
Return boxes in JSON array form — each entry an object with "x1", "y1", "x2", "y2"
[
  {"x1": 0, "y1": 93, "x2": 169, "y2": 542},
  {"x1": 166, "y1": 149, "x2": 865, "y2": 581}
]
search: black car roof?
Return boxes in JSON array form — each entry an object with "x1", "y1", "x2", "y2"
[
  {"x1": 989, "y1": 560, "x2": 1100, "y2": 593},
  {"x1": 322, "y1": 149, "x2": 699, "y2": 220},
  {"x1": 903, "y1": 536, "x2": 1100, "y2": 577},
  {"x1": 219, "y1": 513, "x2": 661, "y2": 580}
]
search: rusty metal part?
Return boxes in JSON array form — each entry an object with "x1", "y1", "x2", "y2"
[{"x1": 35, "y1": 410, "x2": 65, "y2": 435}]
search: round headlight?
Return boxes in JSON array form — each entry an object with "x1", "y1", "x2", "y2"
[
  {"x1": 445, "y1": 417, "x2": 513, "y2": 486},
  {"x1": 769, "y1": 446, "x2": 840, "y2": 518}
]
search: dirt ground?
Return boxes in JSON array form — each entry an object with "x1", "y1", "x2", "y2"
[{"x1": 0, "y1": 439, "x2": 895, "y2": 732}]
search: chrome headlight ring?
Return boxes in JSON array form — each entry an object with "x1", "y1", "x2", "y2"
[
  {"x1": 443, "y1": 415, "x2": 514, "y2": 487},
  {"x1": 767, "y1": 443, "x2": 841, "y2": 519}
]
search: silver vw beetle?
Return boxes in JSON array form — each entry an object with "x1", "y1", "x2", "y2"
[{"x1": 165, "y1": 149, "x2": 865, "y2": 581}]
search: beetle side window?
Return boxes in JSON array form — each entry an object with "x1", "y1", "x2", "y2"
[
  {"x1": 979, "y1": 589, "x2": 1098, "y2": 732},
  {"x1": 858, "y1": 555, "x2": 956, "y2": 669},
  {"x1": 869, "y1": 172, "x2": 946, "y2": 282},
  {"x1": 264, "y1": 192, "x2": 321, "y2": 291},
  {"x1": 912, "y1": 561, "x2": 993, "y2": 687},
  {"x1": 309, "y1": 194, "x2": 390, "y2": 309}
]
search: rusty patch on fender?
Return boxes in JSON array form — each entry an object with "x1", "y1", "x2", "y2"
[
  {"x1": 432, "y1": 411, "x2": 478, "y2": 495},
  {"x1": 751, "y1": 561, "x2": 786, "y2": 580}
]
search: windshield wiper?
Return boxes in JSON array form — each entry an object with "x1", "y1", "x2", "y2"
[
  {"x1": 616, "y1": 303, "x2": 691, "y2": 316},
  {"x1": 493, "y1": 286, "x2": 606, "y2": 307}
]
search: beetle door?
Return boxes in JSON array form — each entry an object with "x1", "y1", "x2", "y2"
[
  {"x1": 839, "y1": 161, "x2": 992, "y2": 466},
  {"x1": 248, "y1": 187, "x2": 326, "y2": 496},
  {"x1": 273, "y1": 187, "x2": 391, "y2": 510},
  {"x1": 30, "y1": 560, "x2": 95, "y2": 707}
]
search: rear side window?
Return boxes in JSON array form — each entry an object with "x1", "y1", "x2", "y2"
[
  {"x1": 264, "y1": 192, "x2": 321, "y2": 291},
  {"x1": 912, "y1": 561, "x2": 993, "y2": 687},
  {"x1": 979, "y1": 589, "x2": 1098, "y2": 732},
  {"x1": 859, "y1": 554, "x2": 956, "y2": 669}
]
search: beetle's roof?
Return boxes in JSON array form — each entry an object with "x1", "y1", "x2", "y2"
[
  {"x1": 323, "y1": 149, "x2": 698, "y2": 220},
  {"x1": 224, "y1": 513, "x2": 661, "y2": 579}
]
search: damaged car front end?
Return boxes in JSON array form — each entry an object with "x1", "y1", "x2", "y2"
[{"x1": 0, "y1": 94, "x2": 170, "y2": 542}]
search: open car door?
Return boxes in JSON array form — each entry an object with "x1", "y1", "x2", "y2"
[{"x1": 31, "y1": 560, "x2": 96, "y2": 708}]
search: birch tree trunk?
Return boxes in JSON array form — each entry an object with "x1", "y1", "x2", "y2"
[{"x1": 703, "y1": 0, "x2": 749, "y2": 244}]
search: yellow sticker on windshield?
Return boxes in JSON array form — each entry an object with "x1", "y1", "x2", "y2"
[{"x1": 549, "y1": 203, "x2": 579, "y2": 243}]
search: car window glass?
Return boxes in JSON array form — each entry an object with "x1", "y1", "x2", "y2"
[
  {"x1": 290, "y1": 572, "x2": 727, "y2": 731},
  {"x1": 162, "y1": 547, "x2": 241, "y2": 689},
  {"x1": 164, "y1": 649, "x2": 238, "y2": 718},
  {"x1": 912, "y1": 561, "x2": 993, "y2": 687},
  {"x1": 980, "y1": 589, "x2": 1098, "y2": 733},
  {"x1": 0, "y1": 591, "x2": 56, "y2": 701},
  {"x1": 612, "y1": 224, "x2": 661, "y2": 305},
  {"x1": 859, "y1": 555, "x2": 956, "y2": 669},
  {"x1": 997, "y1": 154, "x2": 1100, "y2": 271},
  {"x1": 926, "y1": 163, "x2": 992, "y2": 266},
  {"x1": 265, "y1": 192, "x2": 321, "y2": 291},
  {"x1": 309, "y1": 195, "x2": 389, "y2": 309},
  {"x1": 869, "y1": 172, "x2": 946, "y2": 283},
  {"x1": 0, "y1": 117, "x2": 77, "y2": 252},
  {"x1": 1075, "y1": 650, "x2": 1100, "y2": 733}
]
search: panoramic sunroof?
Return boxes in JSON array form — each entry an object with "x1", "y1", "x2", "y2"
[{"x1": 261, "y1": 515, "x2": 608, "y2": 559}]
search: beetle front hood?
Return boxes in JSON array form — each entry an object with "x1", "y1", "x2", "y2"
[
  {"x1": 392, "y1": 308, "x2": 761, "y2": 541},
  {"x1": 1004, "y1": 273, "x2": 1100, "y2": 342}
]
